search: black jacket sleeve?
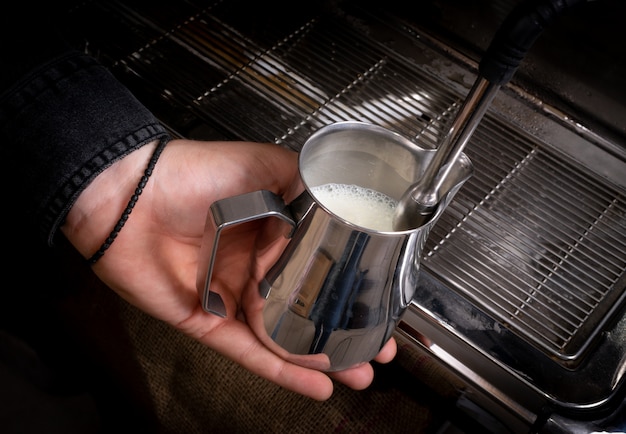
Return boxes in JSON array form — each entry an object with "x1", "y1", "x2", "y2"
[{"x1": 0, "y1": 4, "x2": 168, "y2": 246}]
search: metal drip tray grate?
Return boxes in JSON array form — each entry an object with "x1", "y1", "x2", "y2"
[
  {"x1": 60, "y1": 0, "x2": 626, "y2": 366},
  {"x1": 424, "y1": 116, "x2": 626, "y2": 362}
]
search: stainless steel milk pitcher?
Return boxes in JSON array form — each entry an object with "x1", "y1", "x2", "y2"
[{"x1": 197, "y1": 121, "x2": 473, "y2": 371}]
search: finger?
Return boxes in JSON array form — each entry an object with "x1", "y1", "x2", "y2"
[
  {"x1": 326, "y1": 337, "x2": 397, "y2": 390},
  {"x1": 196, "y1": 316, "x2": 335, "y2": 401},
  {"x1": 327, "y1": 362, "x2": 375, "y2": 391},
  {"x1": 373, "y1": 337, "x2": 397, "y2": 364}
]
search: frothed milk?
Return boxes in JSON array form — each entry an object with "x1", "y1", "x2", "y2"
[{"x1": 311, "y1": 183, "x2": 398, "y2": 232}]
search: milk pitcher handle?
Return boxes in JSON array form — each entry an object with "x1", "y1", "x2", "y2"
[{"x1": 198, "y1": 190, "x2": 297, "y2": 317}]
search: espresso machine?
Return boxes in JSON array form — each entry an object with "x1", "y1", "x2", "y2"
[{"x1": 56, "y1": 0, "x2": 626, "y2": 431}]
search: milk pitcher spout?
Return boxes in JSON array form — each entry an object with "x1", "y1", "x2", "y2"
[{"x1": 197, "y1": 121, "x2": 473, "y2": 371}]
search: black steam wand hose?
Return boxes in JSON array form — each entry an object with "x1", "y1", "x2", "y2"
[{"x1": 392, "y1": 0, "x2": 592, "y2": 231}]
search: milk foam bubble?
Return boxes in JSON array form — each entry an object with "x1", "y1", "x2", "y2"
[{"x1": 310, "y1": 183, "x2": 398, "y2": 231}]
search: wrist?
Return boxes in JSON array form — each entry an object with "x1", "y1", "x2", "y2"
[{"x1": 61, "y1": 140, "x2": 160, "y2": 258}]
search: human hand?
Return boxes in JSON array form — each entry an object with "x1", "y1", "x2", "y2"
[{"x1": 62, "y1": 138, "x2": 396, "y2": 401}]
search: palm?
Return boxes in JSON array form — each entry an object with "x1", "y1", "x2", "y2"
[{"x1": 79, "y1": 139, "x2": 396, "y2": 400}]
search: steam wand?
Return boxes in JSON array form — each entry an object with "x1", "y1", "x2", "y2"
[
  {"x1": 392, "y1": 0, "x2": 590, "y2": 231},
  {"x1": 393, "y1": 77, "x2": 499, "y2": 230}
]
